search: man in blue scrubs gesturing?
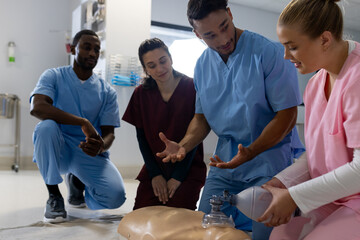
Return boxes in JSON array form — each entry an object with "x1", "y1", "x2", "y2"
[
  {"x1": 30, "y1": 30, "x2": 126, "y2": 223},
  {"x1": 156, "y1": 0, "x2": 304, "y2": 239}
]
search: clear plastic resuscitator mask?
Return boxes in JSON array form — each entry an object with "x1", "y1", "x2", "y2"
[{"x1": 202, "y1": 186, "x2": 273, "y2": 228}]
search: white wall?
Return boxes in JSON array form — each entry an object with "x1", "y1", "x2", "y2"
[
  {"x1": 229, "y1": 3, "x2": 279, "y2": 41},
  {"x1": 345, "y1": 28, "x2": 360, "y2": 42},
  {"x1": 152, "y1": 0, "x2": 190, "y2": 27},
  {"x1": 0, "y1": 0, "x2": 72, "y2": 169},
  {"x1": 105, "y1": 0, "x2": 151, "y2": 169}
]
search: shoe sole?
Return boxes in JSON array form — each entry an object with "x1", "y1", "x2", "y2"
[
  {"x1": 68, "y1": 202, "x2": 87, "y2": 208},
  {"x1": 43, "y1": 207, "x2": 67, "y2": 223},
  {"x1": 43, "y1": 216, "x2": 67, "y2": 223}
]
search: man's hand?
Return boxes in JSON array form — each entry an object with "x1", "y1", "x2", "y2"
[
  {"x1": 78, "y1": 119, "x2": 104, "y2": 157},
  {"x1": 152, "y1": 175, "x2": 169, "y2": 204},
  {"x1": 257, "y1": 185, "x2": 297, "y2": 227},
  {"x1": 156, "y1": 132, "x2": 186, "y2": 163},
  {"x1": 80, "y1": 119, "x2": 99, "y2": 139},
  {"x1": 167, "y1": 178, "x2": 181, "y2": 199},
  {"x1": 79, "y1": 135, "x2": 105, "y2": 157},
  {"x1": 209, "y1": 144, "x2": 253, "y2": 169}
]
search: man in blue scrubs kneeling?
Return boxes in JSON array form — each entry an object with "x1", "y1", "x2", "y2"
[
  {"x1": 156, "y1": 0, "x2": 304, "y2": 239},
  {"x1": 30, "y1": 29, "x2": 126, "y2": 223}
]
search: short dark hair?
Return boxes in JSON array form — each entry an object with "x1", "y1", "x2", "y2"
[
  {"x1": 187, "y1": 0, "x2": 228, "y2": 27},
  {"x1": 72, "y1": 29, "x2": 99, "y2": 46}
]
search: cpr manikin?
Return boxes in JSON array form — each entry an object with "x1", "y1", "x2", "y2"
[{"x1": 117, "y1": 206, "x2": 250, "y2": 240}]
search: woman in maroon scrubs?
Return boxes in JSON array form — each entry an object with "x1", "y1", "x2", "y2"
[{"x1": 122, "y1": 38, "x2": 206, "y2": 210}]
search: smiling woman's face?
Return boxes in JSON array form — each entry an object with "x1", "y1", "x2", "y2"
[{"x1": 277, "y1": 24, "x2": 324, "y2": 74}]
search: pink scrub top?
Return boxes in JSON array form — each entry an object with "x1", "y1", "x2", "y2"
[{"x1": 303, "y1": 42, "x2": 360, "y2": 212}]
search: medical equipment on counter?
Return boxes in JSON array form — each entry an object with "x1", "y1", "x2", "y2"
[{"x1": 202, "y1": 186, "x2": 273, "y2": 228}]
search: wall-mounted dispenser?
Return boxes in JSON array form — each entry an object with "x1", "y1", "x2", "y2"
[{"x1": 8, "y1": 41, "x2": 15, "y2": 63}]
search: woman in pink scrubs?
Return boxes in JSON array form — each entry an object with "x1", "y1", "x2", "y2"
[{"x1": 256, "y1": 0, "x2": 360, "y2": 239}]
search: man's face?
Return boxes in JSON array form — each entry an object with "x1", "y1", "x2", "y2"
[
  {"x1": 192, "y1": 8, "x2": 236, "y2": 59},
  {"x1": 72, "y1": 35, "x2": 100, "y2": 70}
]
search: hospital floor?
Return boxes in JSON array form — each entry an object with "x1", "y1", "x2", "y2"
[{"x1": 0, "y1": 170, "x2": 138, "y2": 240}]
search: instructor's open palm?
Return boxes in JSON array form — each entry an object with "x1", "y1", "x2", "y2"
[
  {"x1": 156, "y1": 132, "x2": 186, "y2": 163},
  {"x1": 209, "y1": 144, "x2": 252, "y2": 169}
]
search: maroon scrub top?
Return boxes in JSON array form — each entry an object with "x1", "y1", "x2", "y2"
[{"x1": 122, "y1": 76, "x2": 206, "y2": 183}]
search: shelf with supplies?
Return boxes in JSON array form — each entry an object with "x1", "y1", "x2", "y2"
[
  {"x1": 72, "y1": 0, "x2": 148, "y2": 87},
  {"x1": 106, "y1": 54, "x2": 142, "y2": 87}
]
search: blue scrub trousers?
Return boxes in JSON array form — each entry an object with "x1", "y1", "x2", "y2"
[
  {"x1": 32, "y1": 120, "x2": 126, "y2": 210},
  {"x1": 199, "y1": 172, "x2": 273, "y2": 240}
]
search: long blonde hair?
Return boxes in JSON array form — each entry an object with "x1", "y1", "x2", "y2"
[{"x1": 279, "y1": 0, "x2": 343, "y2": 40}]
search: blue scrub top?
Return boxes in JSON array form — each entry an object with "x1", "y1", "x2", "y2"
[
  {"x1": 194, "y1": 30, "x2": 303, "y2": 181},
  {"x1": 30, "y1": 66, "x2": 120, "y2": 139}
]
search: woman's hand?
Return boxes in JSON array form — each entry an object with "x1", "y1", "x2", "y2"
[
  {"x1": 152, "y1": 175, "x2": 169, "y2": 204},
  {"x1": 265, "y1": 177, "x2": 287, "y2": 189},
  {"x1": 257, "y1": 185, "x2": 297, "y2": 227},
  {"x1": 167, "y1": 178, "x2": 181, "y2": 199}
]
